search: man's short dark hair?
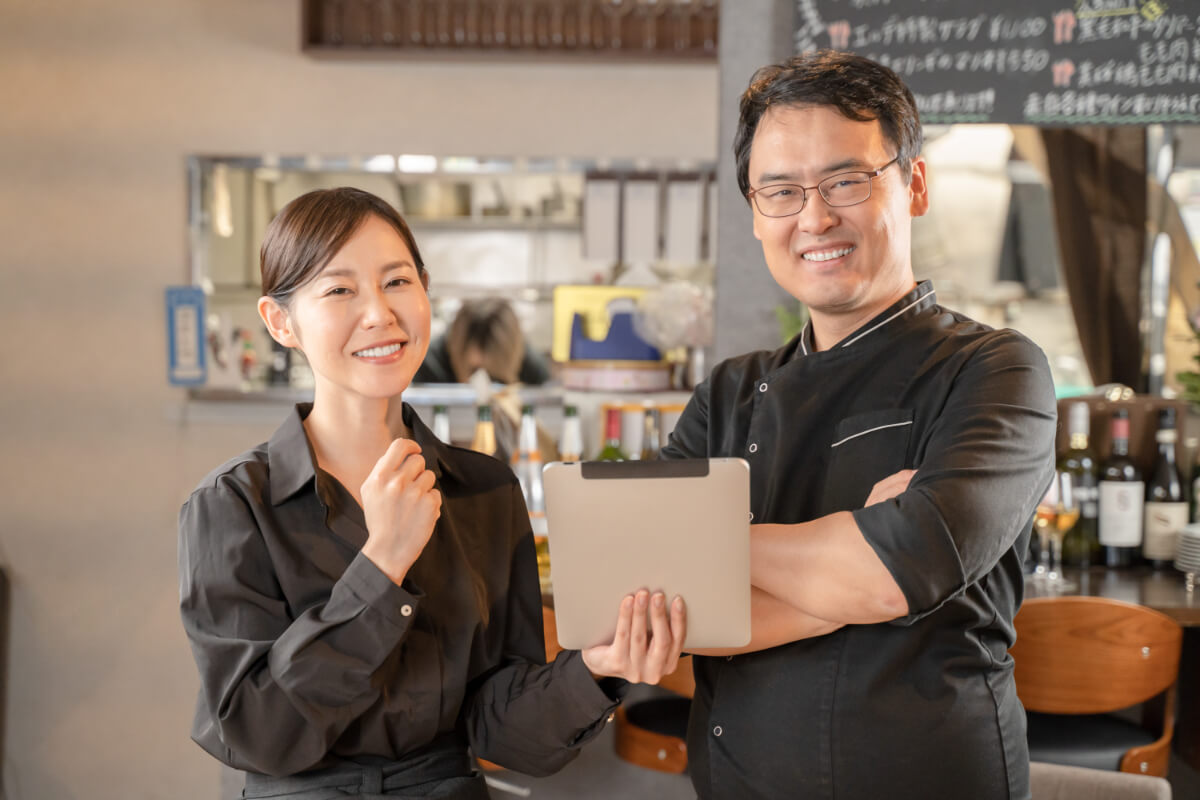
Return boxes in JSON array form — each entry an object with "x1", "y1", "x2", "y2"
[{"x1": 734, "y1": 50, "x2": 923, "y2": 198}]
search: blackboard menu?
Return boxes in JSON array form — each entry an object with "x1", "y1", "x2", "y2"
[{"x1": 795, "y1": 0, "x2": 1200, "y2": 124}]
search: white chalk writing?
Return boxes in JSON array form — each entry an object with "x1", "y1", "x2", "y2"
[
  {"x1": 872, "y1": 48, "x2": 1051, "y2": 75},
  {"x1": 1024, "y1": 90, "x2": 1200, "y2": 119},
  {"x1": 1076, "y1": 59, "x2": 1200, "y2": 87},
  {"x1": 914, "y1": 89, "x2": 997, "y2": 116},
  {"x1": 1076, "y1": 13, "x2": 1194, "y2": 42}
]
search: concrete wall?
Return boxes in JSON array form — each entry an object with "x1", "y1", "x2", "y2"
[
  {"x1": 713, "y1": 0, "x2": 796, "y2": 361},
  {"x1": 0, "y1": 2, "x2": 716, "y2": 797}
]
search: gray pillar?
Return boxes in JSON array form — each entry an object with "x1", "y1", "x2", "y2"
[{"x1": 713, "y1": 0, "x2": 798, "y2": 362}]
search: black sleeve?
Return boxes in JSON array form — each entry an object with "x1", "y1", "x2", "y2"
[
  {"x1": 851, "y1": 332, "x2": 1057, "y2": 622},
  {"x1": 517, "y1": 344, "x2": 553, "y2": 386},
  {"x1": 660, "y1": 375, "x2": 711, "y2": 460},
  {"x1": 413, "y1": 336, "x2": 455, "y2": 383},
  {"x1": 178, "y1": 479, "x2": 421, "y2": 776},
  {"x1": 460, "y1": 484, "x2": 621, "y2": 776}
]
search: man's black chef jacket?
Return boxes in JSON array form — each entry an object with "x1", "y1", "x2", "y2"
[
  {"x1": 662, "y1": 282, "x2": 1056, "y2": 800},
  {"x1": 179, "y1": 403, "x2": 620, "y2": 784}
]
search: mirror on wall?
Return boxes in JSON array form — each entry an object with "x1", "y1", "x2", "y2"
[
  {"x1": 186, "y1": 126, "x2": 1200, "y2": 401},
  {"x1": 187, "y1": 154, "x2": 718, "y2": 394}
]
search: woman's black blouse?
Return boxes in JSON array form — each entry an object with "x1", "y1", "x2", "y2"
[{"x1": 178, "y1": 403, "x2": 619, "y2": 779}]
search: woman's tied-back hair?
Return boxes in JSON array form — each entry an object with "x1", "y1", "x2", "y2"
[
  {"x1": 260, "y1": 187, "x2": 425, "y2": 306},
  {"x1": 734, "y1": 50, "x2": 924, "y2": 198}
]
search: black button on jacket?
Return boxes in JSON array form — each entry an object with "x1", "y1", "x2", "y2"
[
  {"x1": 178, "y1": 403, "x2": 619, "y2": 782},
  {"x1": 662, "y1": 282, "x2": 1057, "y2": 800}
]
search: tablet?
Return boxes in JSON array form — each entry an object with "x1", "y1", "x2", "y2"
[{"x1": 543, "y1": 458, "x2": 751, "y2": 650}]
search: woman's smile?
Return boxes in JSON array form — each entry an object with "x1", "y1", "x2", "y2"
[{"x1": 352, "y1": 339, "x2": 409, "y2": 363}]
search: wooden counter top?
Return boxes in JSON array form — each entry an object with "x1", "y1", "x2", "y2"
[{"x1": 1025, "y1": 566, "x2": 1200, "y2": 626}]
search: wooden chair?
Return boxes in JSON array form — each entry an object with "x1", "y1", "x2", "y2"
[
  {"x1": 542, "y1": 605, "x2": 698, "y2": 775},
  {"x1": 1011, "y1": 596, "x2": 1183, "y2": 777},
  {"x1": 611, "y1": 655, "x2": 694, "y2": 774}
]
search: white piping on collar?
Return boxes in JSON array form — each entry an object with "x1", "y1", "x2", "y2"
[
  {"x1": 800, "y1": 321, "x2": 810, "y2": 356},
  {"x1": 838, "y1": 288, "x2": 936, "y2": 349}
]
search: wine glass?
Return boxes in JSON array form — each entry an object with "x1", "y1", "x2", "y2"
[{"x1": 1033, "y1": 471, "x2": 1079, "y2": 593}]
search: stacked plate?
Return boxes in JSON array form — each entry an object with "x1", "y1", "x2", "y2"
[{"x1": 1176, "y1": 523, "x2": 1200, "y2": 577}]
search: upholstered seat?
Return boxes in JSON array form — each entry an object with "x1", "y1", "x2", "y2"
[
  {"x1": 1030, "y1": 761, "x2": 1172, "y2": 799},
  {"x1": 1026, "y1": 711, "x2": 1156, "y2": 772}
]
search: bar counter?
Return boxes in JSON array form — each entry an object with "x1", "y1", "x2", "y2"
[
  {"x1": 1025, "y1": 566, "x2": 1200, "y2": 771},
  {"x1": 1024, "y1": 566, "x2": 1200, "y2": 626}
]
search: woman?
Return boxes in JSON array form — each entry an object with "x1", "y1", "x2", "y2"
[{"x1": 178, "y1": 187, "x2": 685, "y2": 798}]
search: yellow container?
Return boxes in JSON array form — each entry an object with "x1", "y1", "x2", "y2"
[{"x1": 551, "y1": 285, "x2": 659, "y2": 363}]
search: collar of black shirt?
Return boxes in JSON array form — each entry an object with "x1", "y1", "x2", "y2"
[
  {"x1": 796, "y1": 279, "x2": 938, "y2": 357},
  {"x1": 266, "y1": 402, "x2": 462, "y2": 506}
]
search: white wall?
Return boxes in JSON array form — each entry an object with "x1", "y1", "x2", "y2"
[{"x1": 0, "y1": 2, "x2": 717, "y2": 797}]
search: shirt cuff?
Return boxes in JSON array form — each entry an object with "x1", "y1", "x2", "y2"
[
  {"x1": 341, "y1": 551, "x2": 425, "y2": 631},
  {"x1": 556, "y1": 650, "x2": 624, "y2": 723}
]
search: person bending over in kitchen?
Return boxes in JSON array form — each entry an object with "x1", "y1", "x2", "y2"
[
  {"x1": 662, "y1": 51, "x2": 1055, "y2": 800},
  {"x1": 414, "y1": 297, "x2": 551, "y2": 386},
  {"x1": 179, "y1": 186, "x2": 685, "y2": 799}
]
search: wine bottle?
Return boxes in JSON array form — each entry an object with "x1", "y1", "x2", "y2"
[
  {"x1": 595, "y1": 407, "x2": 628, "y2": 461},
  {"x1": 1190, "y1": 435, "x2": 1200, "y2": 524},
  {"x1": 1143, "y1": 406, "x2": 1185, "y2": 569},
  {"x1": 267, "y1": 339, "x2": 292, "y2": 386},
  {"x1": 512, "y1": 405, "x2": 546, "y2": 511},
  {"x1": 431, "y1": 404, "x2": 451, "y2": 444},
  {"x1": 559, "y1": 404, "x2": 584, "y2": 462},
  {"x1": 469, "y1": 404, "x2": 498, "y2": 457},
  {"x1": 1098, "y1": 408, "x2": 1143, "y2": 568},
  {"x1": 640, "y1": 406, "x2": 662, "y2": 461},
  {"x1": 1059, "y1": 401, "x2": 1100, "y2": 567}
]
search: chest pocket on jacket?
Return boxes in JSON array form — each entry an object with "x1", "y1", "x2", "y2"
[{"x1": 822, "y1": 408, "x2": 914, "y2": 514}]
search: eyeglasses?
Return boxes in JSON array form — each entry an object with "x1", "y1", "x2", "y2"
[{"x1": 747, "y1": 156, "x2": 900, "y2": 218}]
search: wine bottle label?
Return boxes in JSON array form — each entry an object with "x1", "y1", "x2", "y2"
[
  {"x1": 1098, "y1": 481, "x2": 1144, "y2": 546},
  {"x1": 1143, "y1": 501, "x2": 1186, "y2": 560}
]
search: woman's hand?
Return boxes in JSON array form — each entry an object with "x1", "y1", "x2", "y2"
[
  {"x1": 865, "y1": 469, "x2": 916, "y2": 507},
  {"x1": 580, "y1": 591, "x2": 687, "y2": 684},
  {"x1": 359, "y1": 438, "x2": 442, "y2": 585}
]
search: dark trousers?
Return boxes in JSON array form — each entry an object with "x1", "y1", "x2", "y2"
[{"x1": 242, "y1": 750, "x2": 489, "y2": 800}]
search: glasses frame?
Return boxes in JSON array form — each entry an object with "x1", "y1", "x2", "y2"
[{"x1": 746, "y1": 156, "x2": 901, "y2": 218}]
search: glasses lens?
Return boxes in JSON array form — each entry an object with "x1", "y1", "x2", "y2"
[
  {"x1": 754, "y1": 185, "x2": 805, "y2": 217},
  {"x1": 819, "y1": 173, "x2": 872, "y2": 206}
]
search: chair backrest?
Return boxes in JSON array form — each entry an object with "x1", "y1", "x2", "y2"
[{"x1": 1011, "y1": 596, "x2": 1182, "y2": 714}]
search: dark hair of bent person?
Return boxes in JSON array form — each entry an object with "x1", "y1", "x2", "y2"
[
  {"x1": 733, "y1": 50, "x2": 924, "y2": 198},
  {"x1": 447, "y1": 297, "x2": 525, "y2": 384},
  {"x1": 260, "y1": 187, "x2": 425, "y2": 306}
]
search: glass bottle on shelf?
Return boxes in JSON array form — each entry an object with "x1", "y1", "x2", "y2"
[
  {"x1": 469, "y1": 404, "x2": 498, "y2": 457},
  {"x1": 1059, "y1": 401, "x2": 1100, "y2": 567},
  {"x1": 1098, "y1": 408, "x2": 1143, "y2": 568},
  {"x1": 596, "y1": 406, "x2": 628, "y2": 461},
  {"x1": 512, "y1": 405, "x2": 545, "y2": 516},
  {"x1": 431, "y1": 404, "x2": 451, "y2": 444},
  {"x1": 559, "y1": 404, "x2": 584, "y2": 461},
  {"x1": 267, "y1": 339, "x2": 292, "y2": 386},
  {"x1": 513, "y1": 404, "x2": 549, "y2": 590},
  {"x1": 1190, "y1": 434, "x2": 1200, "y2": 523},
  {"x1": 1143, "y1": 406, "x2": 1186, "y2": 569},
  {"x1": 640, "y1": 406, "x2": 661, "y2": 461}
]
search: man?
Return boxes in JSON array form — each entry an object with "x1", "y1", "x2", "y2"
[{"x1": 662, "y1": 51, "x2": 1056, "y2": 799}]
